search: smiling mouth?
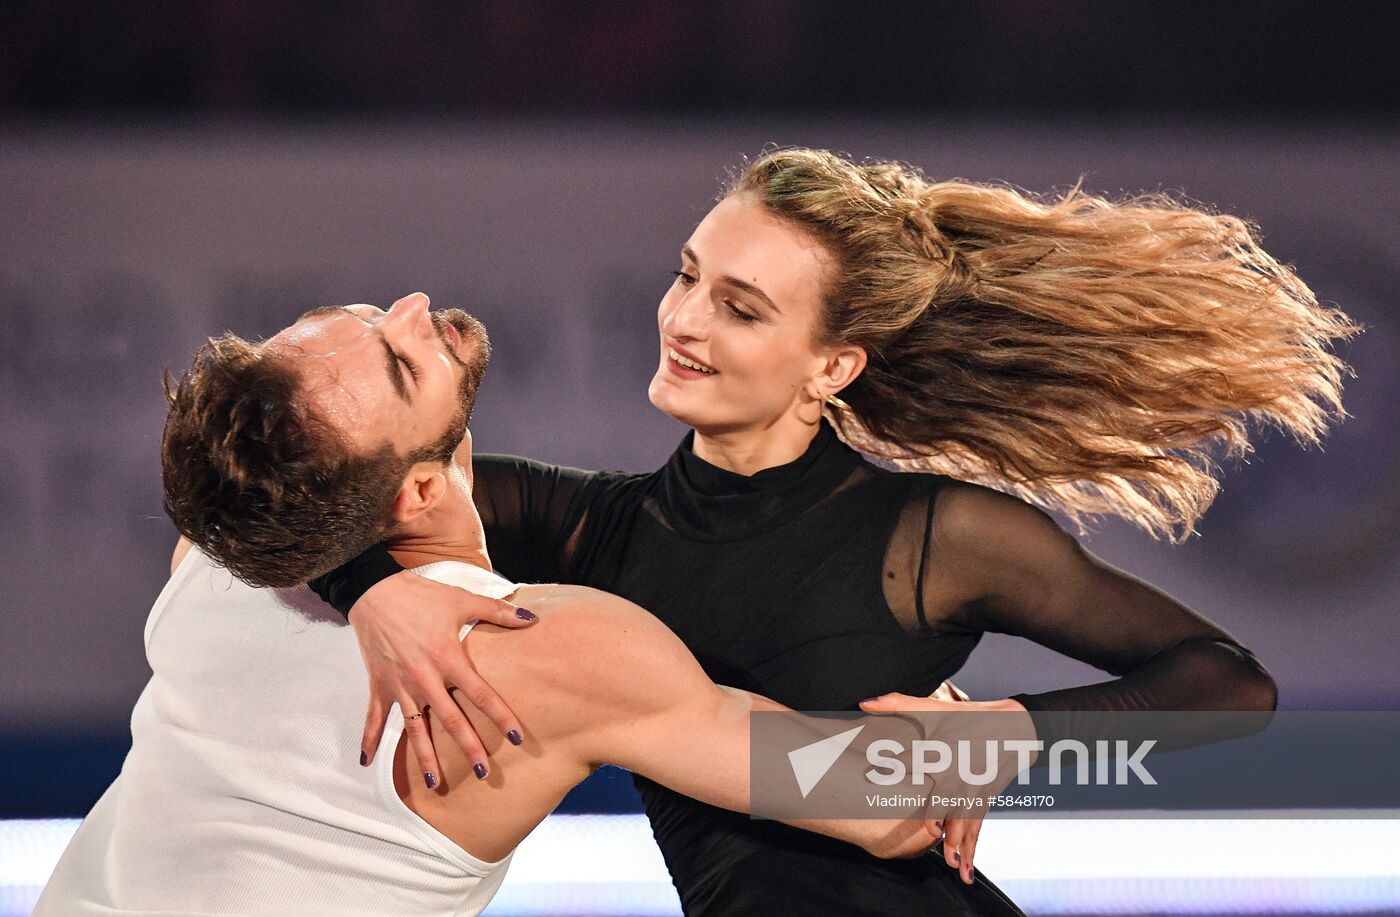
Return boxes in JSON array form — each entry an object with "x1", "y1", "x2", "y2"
[{"x1": 668, "y1": 348, "x2": 717, "y2": 374}]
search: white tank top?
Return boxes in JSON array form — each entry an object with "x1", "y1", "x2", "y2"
[{"x1": 35, "y1": 547, "x2": 517, "y2": 917}]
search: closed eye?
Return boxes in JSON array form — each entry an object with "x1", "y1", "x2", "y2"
[{"x1": 725, "y1": 301, "x2": 758, "y2": 323}]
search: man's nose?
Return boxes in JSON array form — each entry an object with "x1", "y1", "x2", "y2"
[{"x1": 383, "y1": 292, "x2": 433, "y2": 336}]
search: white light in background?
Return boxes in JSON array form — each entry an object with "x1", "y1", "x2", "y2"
[{"x1": 4, "y1": 813, "x2": 1399, "y2": 916}]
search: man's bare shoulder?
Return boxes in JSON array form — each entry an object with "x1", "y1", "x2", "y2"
[
  {"x1": 483, "y1": 583, "x2": 684, "y2": 671},
  {"x1": 508, "y1": 583, "x2": 659, "y2": 629},
  {"x1": 510, "y1": 582, "x2": 634, "y2": 609},
  {"x1": 171, "y1": 537, "x2": 194, "y2": 575},
  {"x1": 464, "y1": 582, "x2": 712, "y2": 722}
]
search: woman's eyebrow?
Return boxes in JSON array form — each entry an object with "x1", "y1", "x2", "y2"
[{"x1": 681, "y1": 244, "x2": 781, "y2": 315}]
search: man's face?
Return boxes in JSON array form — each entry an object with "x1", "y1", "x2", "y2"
[{"x1": 266, "y1": 292, "x2": 488, "y2": 460}]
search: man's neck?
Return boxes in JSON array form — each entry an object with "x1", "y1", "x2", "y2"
[
  {"x1": 387, "y1": 542, "x2": 492, "y2": 574},
  {"x1": 384, "y1": 471, "x2": 493, "y2": 573}
]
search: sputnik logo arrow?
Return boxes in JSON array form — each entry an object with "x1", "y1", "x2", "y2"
[{"x1": 787, "y1": 725, "x2": 866, "y2": 798}]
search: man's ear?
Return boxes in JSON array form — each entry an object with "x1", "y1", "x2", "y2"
[
  {"x1": 390, "y1": 464, "x2": 449, "y2": 525},
  {"x1": 807, "y1": 344, "x2": 867, "y2": 401}
]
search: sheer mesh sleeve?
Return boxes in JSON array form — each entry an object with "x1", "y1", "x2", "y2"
[
  {"x1": 309, "y1": 454, "x2": 596, "y2": 617},
  {"x1": 471, "y1": 454, "x2": 596, "y2": 583},
  {"x1": 910, "y1": 479, "x2": 1278, "y2": 750}
]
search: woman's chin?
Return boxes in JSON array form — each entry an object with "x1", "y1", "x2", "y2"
[{"x1": 648, "y1": 377, "x2": 706, "y2": 428}]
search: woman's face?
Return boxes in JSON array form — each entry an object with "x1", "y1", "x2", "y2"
[{"x1": 648, "y1": 194, "x2": 846, "y2": 435}]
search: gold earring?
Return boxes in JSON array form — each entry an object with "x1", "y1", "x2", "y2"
[{"x1": 825, "y1": 394, "x2": 851, "y2": 411}]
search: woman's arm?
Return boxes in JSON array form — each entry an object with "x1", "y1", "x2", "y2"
[
  {"x1": 918, "y1": 480, "x2": 1278, "y2": 740},
  {"x1": 471, "y1": 454, "x2": 598, "y2": 582}
]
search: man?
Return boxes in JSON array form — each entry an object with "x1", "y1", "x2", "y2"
[{"x1": 36, "y1": 293, "x2": 943, "y2": 916}]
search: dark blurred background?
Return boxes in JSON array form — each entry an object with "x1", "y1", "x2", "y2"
[
  {"x1": 1, "y1": 0, "x2": 1396, "y2": 825},
  {"x1": 4, "y1": 1, "x2": 1398, "y2": 117}
]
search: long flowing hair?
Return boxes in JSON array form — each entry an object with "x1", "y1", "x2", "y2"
[{"x1": 729, "y1": 148, "x2": 1361, "y2": 540}]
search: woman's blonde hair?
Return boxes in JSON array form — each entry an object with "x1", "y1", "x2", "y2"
[{"x1": 728, "y1": 148, "x2": 1361, "y2": 540}]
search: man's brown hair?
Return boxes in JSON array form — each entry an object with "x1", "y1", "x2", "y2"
[{"x1": 161, "y1": 333, "x2": 427, "y2": 588}]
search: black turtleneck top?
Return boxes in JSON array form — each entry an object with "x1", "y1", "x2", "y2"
[{"x1": 312, "y1": 420, "x2": 1275, "y2": 916}]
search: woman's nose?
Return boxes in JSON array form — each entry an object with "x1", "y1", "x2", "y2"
[{"x1": 661, "y1": 288, "x2": 710, "y2": 341}]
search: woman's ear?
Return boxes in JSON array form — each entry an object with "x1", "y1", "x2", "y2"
[
  {"x1": 809, "y1": 344, "x2": 867, "y2": 401},
  {"x1": 390, "y1": 465, "x2": 449, "y2": 525}
]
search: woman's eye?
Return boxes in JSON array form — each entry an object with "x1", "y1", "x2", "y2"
[
  {"x1": 726, "y1": 301, "x2": 758, "y2": 323},
  {"x1": 670, "y1": 270, "x2": 697, "y2": 287}
]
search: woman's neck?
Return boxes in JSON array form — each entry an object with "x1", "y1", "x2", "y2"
[{"x1": 691, "y1": 414, "x2": 822, "y2": 477}]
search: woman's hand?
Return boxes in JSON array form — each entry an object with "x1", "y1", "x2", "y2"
[
  {"x1": 350, "y1": 569, "x2": 539, "y2": 788},
  {"x1": 860, "y1": 693, "x2": 1034, "y2": 886},
  {"x1": 924, "y1": 680, "x2": 978, "y2": 882}
]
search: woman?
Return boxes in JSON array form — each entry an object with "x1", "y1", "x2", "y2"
[{"x1": 312, "y1": 148, "x2": 1357, "y2": 914}]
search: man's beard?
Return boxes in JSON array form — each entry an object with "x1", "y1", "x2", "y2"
[{"x1": 414, "y1": 308, "x2": 490, "y2": 464}]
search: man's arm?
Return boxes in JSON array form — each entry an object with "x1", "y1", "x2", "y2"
[
  {"x1": 304, "y1": 455, "x2": 596, "y2": 782},
  {"x1": 492, "y1": 586, "x2": 940, "y2": 860}
]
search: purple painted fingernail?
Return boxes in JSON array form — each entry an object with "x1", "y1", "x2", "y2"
[
  {"x1": 424, "y1": 772, "x2": 437, "y2": 789},
  {"x1": 473, "y1": 763, "x2": 488, "y2": 780},
  {"x1": 516, "y1": 608, "x2": 537, "y2": 621},
  {"x1": 360, "y1": 750, "x2": 368, "y2": 767},
  {"x1": 507, "y1": 729, "x2": 523, "y2": 746},
  {"x1": 954, "y1": 851, "x2": 961, "y2": 863}
]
